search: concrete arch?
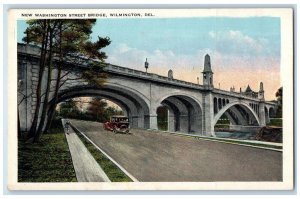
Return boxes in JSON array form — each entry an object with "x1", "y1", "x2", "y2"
[
  {"x1": 162, "y1": 103, "x2": 176, "y2": 132},
  {"x1": 163, "y1": 97, "x2": 189, "y2": 132},
  {"x1": 164, "y1": 97, "x2": 188, "y2": 115},
  {"x1": 228, "y1": 106, "x2": 248, "y2": 125},
  {"x1": 161, "y1": 100, "x2": 180, "y2": 132},
  {"x1": 269, "y1": 107, "x2": 276, "y2": 118},
  {"x1": 60, "y1": 83, "x2": 150, "y2": 113},
  {"x1": 55, "y1": 84, "x2": 150, "y2": 128},
  {"x1": 214, "y1": 101, "x2": 260, "y2": 126},
  {"x1": 57, "y1": 91, "x2": 134, "y2": 114},
  {"x1": 156, "y1": 92, "x2": 203, "y2": 112},
  {"x1": 104, "y1": 82, "x2": 150, "y2": 106},
  {"x1": 224, "y1": 112, "x2": 238, "y2": 125},
  {"x1": 56, "y1": 91, "x2": 141, "y2": 127},
  {"x1": 157, "y1": 93, "x2": 203, "y2": 134}
]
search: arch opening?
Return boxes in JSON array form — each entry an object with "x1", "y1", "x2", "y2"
[
  {"x1": 213, "y1": 97, "x2": 218, "y2": 114},
  {"x1": 158, "y1": 95, "x2": 202, "y2": 134},
  {"x1": 54, "y1": 84, "x2": 150, "y2": 129},
  {"x1": 214, "y1": 102, "x2": 260, "y2": 129},
  {"x1": 269, "y1": 107, "x2": 276, "y2": 118},
  {"x1": 156, "y1": 106, "x2": 169, "y2": 131},
  {"x1": 57, "y1": 97, "x2": 124, "y2": 123},
  {"x1": 265, "y1": 106, "x2": 269, "y2": 124}
]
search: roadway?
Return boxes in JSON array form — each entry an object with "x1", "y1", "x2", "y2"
[{"x1": 70, "y1": 119, "x2": 282, "y2": 182}]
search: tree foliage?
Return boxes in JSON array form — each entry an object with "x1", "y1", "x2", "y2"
[
  {"x1": 58, "y1": 98, "x2": 123, "y2": 122},
  {"x1": 59, "y1": 100, "x2": 80, "y2": 118},
  {"x1": 86, "y1": 98, "x2": 123, "y2": 122},
  {"x1": 275, "y1": 87, "x2": 282, "y2": 118},
  {"x1": 23, "y1": 19, "x2": 111, "y2": 142}
]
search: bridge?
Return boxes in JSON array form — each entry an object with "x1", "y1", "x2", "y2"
[{"x1": 17, "y1": 43, "x2": 277, "y2": 136}]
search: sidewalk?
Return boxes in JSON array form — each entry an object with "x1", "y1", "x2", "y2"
[{"x1": 62, "y1": 119, "x2": 110, "y2": 182}]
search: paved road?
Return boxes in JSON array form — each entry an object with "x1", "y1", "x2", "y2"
[{"x1": 70, "y1": 119, "x2": 282, "y2": 182}]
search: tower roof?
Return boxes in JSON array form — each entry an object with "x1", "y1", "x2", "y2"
[
  {"x1": 245, "y1": 85, "x2": 253, "y2": 92},
  {"x1": 203, "y1": 54, "x2": 213, "y2": 73}
]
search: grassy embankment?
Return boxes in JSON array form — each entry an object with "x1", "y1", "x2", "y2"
[
  {"x1": 267, "y1": 118, "x2": 282, "y2": 127},
  {"x1": 18, "y1": 119, "x2": 77, "y2": 182}
]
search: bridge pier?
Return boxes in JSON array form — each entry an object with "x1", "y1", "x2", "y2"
[
  {"x1": 179, "y1": 115, "x2": 189, "y2": 133},
  {"x1": 168, "y1": 110, "x2": 175, "y2": 132},
  {"x1": 137, "y1": 111, "x2": 145, "y2": 129},
  {"x1": 190, "y1": 114, "x2": 202, "y2": 134},
  {"x1": 259, "y1": 103, "x2": 266, "y2": 126},
  {"x1": 202, "y1": 92, "x2": 215, "y2": 137},
  {"x1": 148, "y1": 114, "x2": 158, "y2": 130},
  {"x1": 130, "y1": 115, "x2": 139, "y2": 128}
]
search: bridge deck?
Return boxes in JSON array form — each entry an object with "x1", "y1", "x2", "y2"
[{"x1": 62, "y1": 119, "x2": 110, "y2": 182}]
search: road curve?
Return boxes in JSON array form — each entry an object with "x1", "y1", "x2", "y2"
[{"x1": 70, "y1": 119, "x2": 282, "y2": 182}]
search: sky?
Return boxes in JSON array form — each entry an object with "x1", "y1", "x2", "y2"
[{"x1": 17, "y1": 17, "x2": 281, "y2": 100}]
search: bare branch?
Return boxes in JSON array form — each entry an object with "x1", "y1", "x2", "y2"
[
  {"x1": 64, "y1": 77, "x2": 83, "y2": 81},
  {"x1": 59, "y1": 71, "x2": 72, "y2": 80}
]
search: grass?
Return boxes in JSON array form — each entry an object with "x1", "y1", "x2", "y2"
[
  {"x1": 73, "y1": 127, "x2": 132, "y2": 182},
  {"x1": 18, "y1": 120, "x2": 77, "y2": 182},
  {"x1": 267, "y1": 118, "x2": 282, "y2": 127}
]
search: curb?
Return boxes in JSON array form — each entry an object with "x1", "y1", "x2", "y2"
[
  {"x1": 62, "y1": 119, "x2": 111, "y2": 182},
  {"x1": 70, "y1": 122, "x2": 139, "y2": 182},
  {"x1": 146, "y1": 129, "x2": 283, "y2": 152}
]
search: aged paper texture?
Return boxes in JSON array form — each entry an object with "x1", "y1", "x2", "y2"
[{"x1": 8, "y1": 8, "x2": 294, "y2": 190}]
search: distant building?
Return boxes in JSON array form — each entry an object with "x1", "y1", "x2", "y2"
[{"x1": 241, "y1": 85, "x2": 258, "y2": 98}]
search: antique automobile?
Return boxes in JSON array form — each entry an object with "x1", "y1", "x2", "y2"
[{"x1": 103, "y1": 115, "x2": 130, "y2": 134}]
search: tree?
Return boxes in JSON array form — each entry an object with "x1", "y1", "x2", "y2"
[
  {"x1": 58, "y1": 99, "x2": 80, "y2": 118},
  {"x1": 105, "y1": 106, "x2": 123, "y2": 119},
  {"x1": 23, "y1": 19, "x2": 111, "y2": 142},
  {"x1": 87, "y1": 98, "x2": 108, "y2": 122},
  {"x1": 275, "y1": 87, "x2": 282, "y2": 118},
  {"x1": 86, "y1": 98, "x2": 124, "y2": 122}
]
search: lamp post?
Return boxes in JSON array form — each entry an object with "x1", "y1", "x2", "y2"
[{"x1": 145, "y1": 58, "x2": 149, "y2": 73}]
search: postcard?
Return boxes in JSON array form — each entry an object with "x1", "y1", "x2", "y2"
[{"x1": 7, "y1": 8, "x2": 293, "y2": 190}]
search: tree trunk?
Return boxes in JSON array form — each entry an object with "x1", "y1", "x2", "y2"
[
  {"x1": 44, "y1": 23, "x2": 63, "y2": 133},
  {"x1": 18, "y1": 109, "x2": 21, "y2": 138},
  {"x1": 27, "y1": 20, "x2": 49, "y2": 139},
  {"x1": 34, "y1": 26, "x2": 55, "y2": 143}
]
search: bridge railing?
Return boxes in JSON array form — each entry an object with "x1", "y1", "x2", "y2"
[
  {"x1": 105, "y1": 64, "x2": 205, "y2": 89},
  {"x1": 213, "y1": 88, "x2": 262, "y2": 101}
]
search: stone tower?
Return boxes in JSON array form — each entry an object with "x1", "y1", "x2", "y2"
[
  {"x1": 201, "y1": 54, "x2": 215, "y2": 137},
  {"x1": 168, "y1": 69, "x2": 173, "y2": 79},
  {"x1": 202, "y1": 54, "x2": 214, "y2": 88},
  {"x1": 258, "y1": 82, "x2": 265, "y2": 100},
  {"x1": 258, "y1": 82, "x2": 266, "y2": 126}
]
